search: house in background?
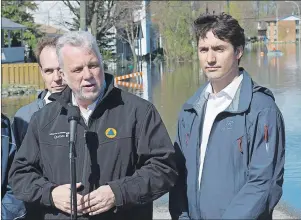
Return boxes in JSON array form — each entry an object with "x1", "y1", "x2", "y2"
[
  {"x1": 257, "y1": 20, "x2": 268, "y2": 41},
  {"x1": 38, "y1": 24, "x2": 66, "y2": 37},
  {"x1": 1, "y1": 17, "x2": 27, "y2": 63},
  {"x1": 278, "y1": 15, "x2": 300, "y2": 42},
  {"x1": 259, "y1": 15, "x2": 300, "y2": 42},
  {"x1": 115, "y1": 0, "x2": 160, "y2": 61}
]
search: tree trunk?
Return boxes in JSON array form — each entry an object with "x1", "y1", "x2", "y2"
[
  {"x1": 129, "y1": 44, "x2": 138, "y2": 72},
  {"x1": 91, "y1": 2, "x2": 100, "y2": 36}
]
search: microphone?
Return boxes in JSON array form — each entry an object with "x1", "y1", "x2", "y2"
[
  {"x1": 67, "y1": 104, "x2": 80, "y2": 220},
  {"x1": 68, "y1": 104, "x2": 80, "y2": 143}
]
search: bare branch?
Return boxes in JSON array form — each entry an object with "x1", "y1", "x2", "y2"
[{"x1": 62, "y1": 0, "x2": 79, "y2": 17}]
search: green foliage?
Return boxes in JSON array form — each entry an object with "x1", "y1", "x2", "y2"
[
  {"x1": 2, "y1": 1, "x2": 43, "y2": 48},
  {"x1": 225, "y1": 1, "x2": 242, "y2": 21},
  {"x1": 151, "y1": 1, "x2": 203, "y2": 61}
]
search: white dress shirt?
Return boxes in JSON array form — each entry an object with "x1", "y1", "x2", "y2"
[
  {"x1": 72, "y1": 93, "x2": 100, "y2": 125},
  {"x1": 44, "y1": 91, "x2": 52, "y2": 105},
  {"x1": 198, "y1": 74, "x2": 243, "y2": 189}
]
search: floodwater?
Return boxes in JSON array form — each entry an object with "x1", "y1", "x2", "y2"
[{"x1": 2, "y1": 43, "x2": 301, "y2": 214}]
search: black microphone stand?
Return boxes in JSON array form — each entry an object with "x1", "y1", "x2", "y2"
[
  {"x1": 69, "y1": 134, "x2": 77, "y2": 220},
  {"x1": 68, "y1": 105, "x2": 80, "y2": 220}
]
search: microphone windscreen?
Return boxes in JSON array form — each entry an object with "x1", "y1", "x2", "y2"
[{"x1": 68, "y1": 104, "x2": 80, "y2": 122}]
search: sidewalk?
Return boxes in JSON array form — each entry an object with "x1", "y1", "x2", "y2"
[{"x1": 153, "y1": 204, "x2": 297, "y2": 219}]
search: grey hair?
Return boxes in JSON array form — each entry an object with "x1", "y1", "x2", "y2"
[{"x1": 56, "y1": 31, "x2": 103, "y2": 70}]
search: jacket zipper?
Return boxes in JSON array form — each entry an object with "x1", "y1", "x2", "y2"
[
  {"x1": 82, "y1": 130, "x2": 88, "y2": 191},
  {"x1": 195, "y1": 101, "x2": 209, "y2": 218},
  {"x1": 197, "y1": 111, "x2": 220, "y2": 216},
  {"x1": 196, "y1": 113, "x2": 205, "y2": 217},
  {"x1": 196, "y1": 128, "x2": 201, "y2": 217},
  {"x1": 13, "y1": 212, "x2": 26, "y2": 220},
  {"x1": 81, "y1": 117, "x2": 92, "y2": 193}
]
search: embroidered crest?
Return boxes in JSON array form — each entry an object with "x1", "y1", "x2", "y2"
[{"x1": 105, "y1": 128, "x2": 117, "y2": 139}]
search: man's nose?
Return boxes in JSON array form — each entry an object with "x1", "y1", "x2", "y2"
[
  {"x1": 207, "y1": 50, "x2": 216, "y2": 64},
  {"x1": 53, "y1": 69, "x2": 62, "y2": 82},
  {"x1": 82, "y1": 66, "x2": 93, "y2": 79}
]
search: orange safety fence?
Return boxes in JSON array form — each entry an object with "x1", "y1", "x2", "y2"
[
  {"x1": 114, "y1": 72, "x2": 143, "y2": 82},
  {"x1": 116, "y1": 81, "x2": 143, "y2": 89}
]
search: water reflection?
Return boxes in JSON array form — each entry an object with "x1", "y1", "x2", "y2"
[
  {"x1": 1, "y1": 44, "x2": 300, "y2": 213},
  {"x1": 1, "y1": 94, "x2": 37, "y2": 119}
]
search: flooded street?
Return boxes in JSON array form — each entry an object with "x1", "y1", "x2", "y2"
[{"x1": 2, "y1": 44, "x2": 301, "y2": 214}]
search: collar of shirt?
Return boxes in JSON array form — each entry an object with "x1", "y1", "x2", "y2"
[
  {"x1": 43, "y1": 91, "x2": 52, "y2": 105},
  {"x1": 204, "y1": 73, "x2": 243, "y2": 100}
]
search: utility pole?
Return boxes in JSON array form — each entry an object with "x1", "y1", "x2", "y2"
[
  {"x1": 227, "y1": 0, "x2": 230, "y2": 14},
  {"x1": 80, "y1": 1, "x2": 87, "y2": 31},
  {"x1": 48, "y1": 11, "x2": 50, "y2": 26}
]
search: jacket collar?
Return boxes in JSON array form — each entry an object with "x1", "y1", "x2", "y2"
[
  {"x1": 183, "y1": 67, "x2": 253, "y2": 114},
  {"x1": 37, "y1": 89, "x2": 49, "y2": 109}
]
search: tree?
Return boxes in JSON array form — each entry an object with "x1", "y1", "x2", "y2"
[
  {"x1": 61, "y1": 1, "x2": 128, "y2": 56},
  {"x1": 2, "y1": 1, "x2": 43, "y2": 49},
  {"x1": 62, "y1": 1, "x2": 125, "y2": 35},
  {"x1": 114, "y1": 1, "x2": 146, "y2": 70},
  {"x1": 150, "y1": 1, "x2": 202, "y2": 61}
]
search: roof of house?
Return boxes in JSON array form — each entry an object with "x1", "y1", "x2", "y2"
[
  {"x1": 280, "y1": 15, "x2": 300, "y2": 21},
  {"x1": 38, "y1": 24, "x2": 67, "y2": 36},
  {"x1": 1, "y1": 17, "x2": 27, "y2": 30},
  {"x1": 258, "y1": 14, "x2": 300, "y2": 22}
]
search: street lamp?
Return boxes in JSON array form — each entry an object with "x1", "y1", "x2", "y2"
[{"x1": 285, "y1": 1, "x2": 301, "y2": 47}]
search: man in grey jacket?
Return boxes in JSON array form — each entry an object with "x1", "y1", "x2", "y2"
[
  {"x1": 12, "y1": 36, "x2": 66, "y2": 148},
  {"x1": 169, "y1": 13, "x2": 285, "y2": 219},
  {"x1": 11, "y1": 36, "x2": 66, "y2": 219}
]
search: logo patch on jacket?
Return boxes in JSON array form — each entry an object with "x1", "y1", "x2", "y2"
[{"x1": 105, "y1": 128, "x2": 117, "y2": 138}]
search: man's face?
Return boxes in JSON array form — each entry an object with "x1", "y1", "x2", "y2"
[
  {"x1": 39, "y1": 46, "x2": 66, "y2": 93},
  {"x1": 198, "y1": 30, "x2": 243, "y2": 81},
  {"x1": 60, "y1": 45, "x2": 104, "y2": 104}
]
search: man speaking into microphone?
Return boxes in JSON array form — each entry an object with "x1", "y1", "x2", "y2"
[{"x1": 9, "y1": 31, "x2": 177, "y2": 220}]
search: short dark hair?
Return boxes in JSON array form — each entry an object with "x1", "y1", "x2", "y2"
[
  {"x1": 193, "y1": 13, "x2": 245, "y2": 51},
  {"x1": 35, "y1": 36, "x2": 59, "y2": 67}
]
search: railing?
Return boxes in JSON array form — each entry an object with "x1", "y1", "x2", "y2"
[{"x1": 1, "y1": 63, "x2": 45, "y2": 89}]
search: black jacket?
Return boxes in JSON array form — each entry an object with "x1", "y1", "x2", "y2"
[{"x1": 9, "y1": 73, "x2": 177, "y2": 220}]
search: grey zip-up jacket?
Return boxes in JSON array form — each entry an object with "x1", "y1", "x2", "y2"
[
  {"x1": 169, "y1": 69, "x2": 285, "y2": 219},
  {"x1": 12, "y1": 90, "x2": 47, "y2": 148}
]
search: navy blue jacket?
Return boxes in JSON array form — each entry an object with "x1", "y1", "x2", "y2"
[
  {"x1": 169, "y1": 69, "x2": 285, "y2": 219},
  {"x1": 1, "y1": 114, "x2": 26, "y2": 220}
]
